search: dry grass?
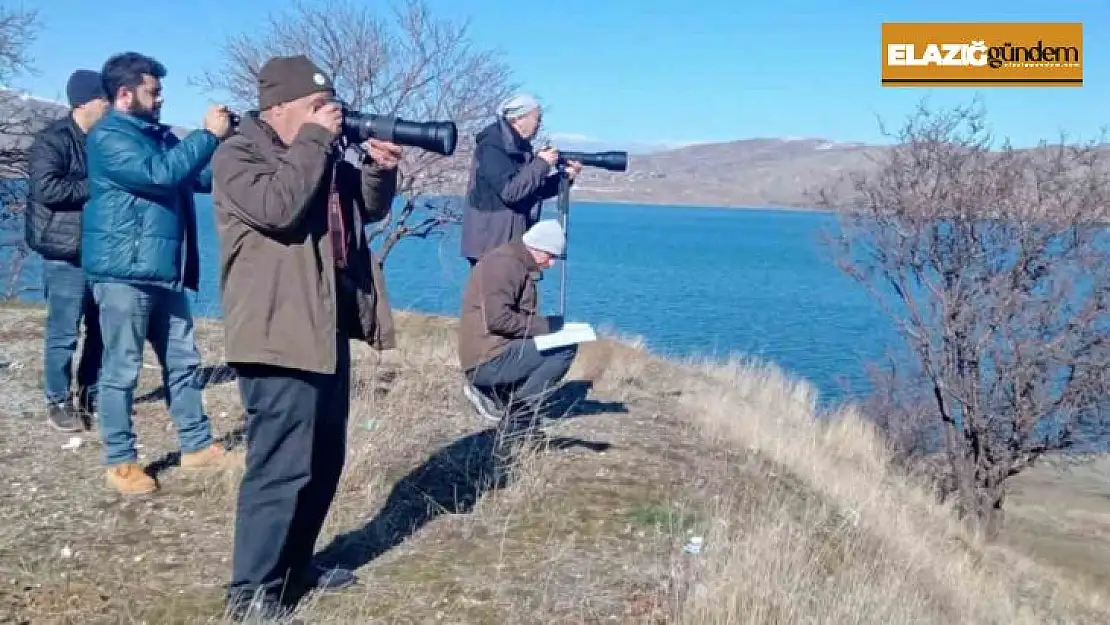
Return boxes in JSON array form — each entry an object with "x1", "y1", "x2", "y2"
[{"x1": 0, "y1": 302, "x2": 1107, "y2": 624}]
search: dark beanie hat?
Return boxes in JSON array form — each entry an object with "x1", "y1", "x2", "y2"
[
  {"x1": 66, "y1": 69, "x2": 106, "y2": 108},
  {"x1": 257, "y1": 55, "x2": 335, "y2": 110}
]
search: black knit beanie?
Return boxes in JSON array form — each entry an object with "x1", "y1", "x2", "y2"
[{"x1": 66, "y1": 69, "x2": 106, "y2": 107}]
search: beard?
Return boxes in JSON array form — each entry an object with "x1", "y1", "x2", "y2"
[{"x1": 129, "y1": 100, "x2": 161, "y2": 123}]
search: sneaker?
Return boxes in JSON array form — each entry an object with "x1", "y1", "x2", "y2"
[
  {"x1": 106, "y1": 463, "x2": 158, "y2": 495},
  {"x1": 463, "y1": 382, "x2": 502, "y2": 422},
  {"x1": 180, "y1": 442, "x2": 244, "y2": 470},
  {"x1": 46, "y1": 402, "x2": 83, "y2": 433}
]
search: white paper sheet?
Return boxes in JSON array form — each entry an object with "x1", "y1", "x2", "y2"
[{"x1": 533, "y1": 322, "x2": 597, "y2": 352}]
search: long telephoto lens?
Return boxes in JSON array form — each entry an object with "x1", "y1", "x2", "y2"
[
  {"x1": 558, "y1": 150, "x2": 629, "y2": 172},
  {"x1": 342, "y1": 112, "x2": 458, "y2": 156}
]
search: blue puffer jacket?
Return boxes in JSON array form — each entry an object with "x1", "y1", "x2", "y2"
[{"x1": 81, "y1": 109, "x2": 219, "y2": 291}]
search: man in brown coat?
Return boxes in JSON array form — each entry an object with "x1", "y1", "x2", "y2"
[
  {"x1": 459, "y1": 219, "x2": 579, "y2": 477},
  {"x1": 210, "y1": 54, "x2": 401, "y2": 620}
]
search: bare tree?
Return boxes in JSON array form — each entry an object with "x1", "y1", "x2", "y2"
[
  {"x1": 818, "y1": 99, "x2": 1110, "y2": 539},
  {"x1": 193, "y1": 0, "x2": 516, "y2": 264},
  {"x1": 0, "y1": 6, "x2": 60, "y2": 298}
]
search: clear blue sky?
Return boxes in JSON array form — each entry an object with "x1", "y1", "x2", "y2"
[{"x1": 18, "y1": 0, "x2": 1108, "y2": 150}]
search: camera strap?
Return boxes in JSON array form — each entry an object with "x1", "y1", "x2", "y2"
[{"x1": 325, "y1": 162, "x2": 349, "y2": 269}]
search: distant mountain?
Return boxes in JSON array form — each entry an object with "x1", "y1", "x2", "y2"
[
  {"x1": 0, "y1": 90, "x2": 194, "y2": 138},
  {"x1": 563, "y1": 137, "x2": 887, "y2": 209},
  {"x1": 0, "y1": 90, "x2": 881, "y2": 209}
]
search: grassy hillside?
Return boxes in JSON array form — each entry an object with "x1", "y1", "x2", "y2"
[{"x1": 1, "y1": 302, "x2": 1107, "y2": 623}]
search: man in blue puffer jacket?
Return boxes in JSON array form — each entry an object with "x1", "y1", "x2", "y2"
[{"x1": 82, "y1": 51, "x2": 239, "y2": 495}]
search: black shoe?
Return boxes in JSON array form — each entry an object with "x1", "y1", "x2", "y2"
[
  {"x1": 46, "y1": 402, "x2": 82, "y2": 433},
  {"x1": 305, "y1": 563, "x2": 357, "y2": 591}
]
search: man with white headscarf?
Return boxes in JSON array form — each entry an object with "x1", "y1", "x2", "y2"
[{"x1": 459, "y1": 93, "x2": 582, "y2": 268}]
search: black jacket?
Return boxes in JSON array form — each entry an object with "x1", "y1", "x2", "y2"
[
  {"x1": 459, "y1": 119, "x2": 571, "y2": 261},
  {"x1": 25, "y1": 115, "x2": 90, "y2": 262}
]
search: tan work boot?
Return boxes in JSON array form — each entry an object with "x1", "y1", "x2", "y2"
[
  {"x1": 180, "y1": 442, "x2": 244, "y2": 470},
  {"x1": 106, "y1": 463, "x2": 158, "y2": 495}
]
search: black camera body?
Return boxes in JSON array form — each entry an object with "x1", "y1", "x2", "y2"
[
  {"x1": 227, "y1": 102, "x2": 458, "y2": 157},
  {"x1": 557, "y1": 150, "x2": 628, "y2": 172}
]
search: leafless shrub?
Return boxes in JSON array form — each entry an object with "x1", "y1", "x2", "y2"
[
  {"x1": 0, "y1": 6, "x2": 61, "y2": 298},
  {"x1": 819, "y1": 98, "x2": 1110, "y2": 538},
  {"x1": 193, "y1": 0, "x2": 516, "y2": 263}
]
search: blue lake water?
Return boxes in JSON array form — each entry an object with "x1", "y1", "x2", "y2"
[{"x1": 13, "y1": 198, "x2": 900, "y2": 405}]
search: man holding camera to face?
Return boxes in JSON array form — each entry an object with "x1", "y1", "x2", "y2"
[
  {"x1": 210, "y1": 54, "x2": 401, "y2": 619},
  {"x1": 83, "y1": 52, "x2": 239, "y2": 496},
  {"x1": 459, "y1": 93, "x2": 583, "y2": 268}
]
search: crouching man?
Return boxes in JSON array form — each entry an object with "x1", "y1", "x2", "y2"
[
  {"x1": 211, "y1": 54, "x2": 401, "y2": 620},
  {"x1": 458, "y1": 219, "x2": 578, "y2": 477}
]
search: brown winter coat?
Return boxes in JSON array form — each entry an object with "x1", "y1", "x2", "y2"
[
  {"x1": 458, "y1": 239, "x2": 552, "y2": 372},
  {"x1": 211, "y1": 113, "x2": 397, "y2": 375}
]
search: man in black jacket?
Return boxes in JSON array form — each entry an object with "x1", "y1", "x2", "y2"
[
  {"x1": 459, "y1": 93, "x2": 582, "y2": 267},
  {"x1": 26, "y1": 69, "x2": 109, "y2": 432}
]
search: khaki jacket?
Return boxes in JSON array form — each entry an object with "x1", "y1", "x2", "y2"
[
  {"x1": 211, "y1": 113, "x2": 397, "y2": 375},
  {"x1": 458, "y1": 240, "x2": 552, "y2": 372}
]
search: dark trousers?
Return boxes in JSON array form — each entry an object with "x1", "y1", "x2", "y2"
[
  {"x1": 468, "y1": 338, "x2": 577, "y2": 433},
  {"x1": 42, "y1": 259, "x2": 102, "y2": 409},
  {"x1": 228, "y1": 337, "x2": 351, "y2": 603}
]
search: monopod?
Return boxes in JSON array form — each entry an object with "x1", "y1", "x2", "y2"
[
  {"x1": 552, "y1": 150, "x2": 629, "y2": 317},
  {"x1": 556, "y1": 165, "x2": 571, "y2": 317}
]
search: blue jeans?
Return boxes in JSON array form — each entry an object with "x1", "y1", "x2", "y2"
[
  {"x1": 42, "y1": 259, "x2": 102, "y2": 407},
  {"x1": 92, "y1": 282, "x2": 214, "y2": 466}
]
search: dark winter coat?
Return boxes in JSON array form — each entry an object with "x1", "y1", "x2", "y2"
[
  {"x1": 458, "y1": 239, "x2": 551, "y2": 371},
  {"x1": 81, "y1": 109, "x2": 219, "y2": 291},
  {"x1": 25, "y1": 115, "x2": 91, "y2": 262},
  {"x1": 211, "y1": 112, "x2": 398, "y2": 375},
  {"x1": 459, "y1": 118, "x2": 569, "y2": 261}
]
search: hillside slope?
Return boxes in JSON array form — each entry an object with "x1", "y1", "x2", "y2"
[
  {"x1": 567, "y1": 138, "x2": 885, "y2": 208},
  {"x1": 0, "y1": 303, "x2": 1107, "y2": 623}
]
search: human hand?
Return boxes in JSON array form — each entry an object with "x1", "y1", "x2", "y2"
[
  {"x1": 307, "y1": 102, "x2": 343, "y2": 138},
  {"x1": 365, "y1": 138, "x2": 402, "y2": 169},
  {"x1": 564, "y1": 159, "x2": 583, "y2": 180},
  {"x1": 203, "y1": 104, "x2": 232, "y2": 139},
  {"x1": 536, "y1": 146, "x2": 559, "y2": 166}
]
